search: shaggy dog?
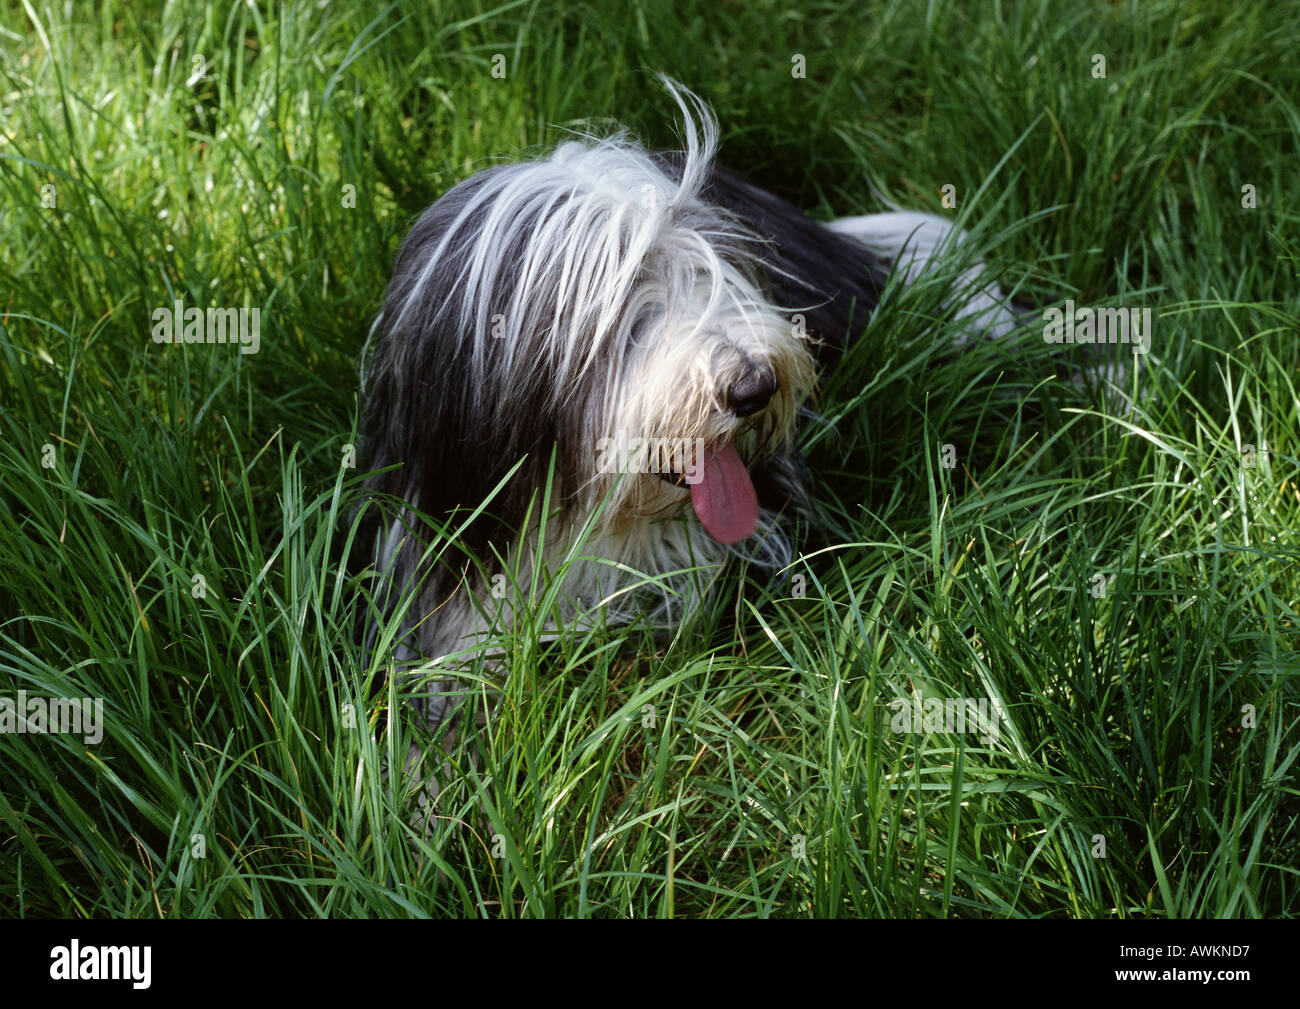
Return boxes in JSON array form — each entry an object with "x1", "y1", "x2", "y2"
[{"x1": 359, "y1": 80, "x2": 1015, "y2": 735}]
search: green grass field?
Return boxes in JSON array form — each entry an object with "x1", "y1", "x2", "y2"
[{"x1": 1, "y1": 0, "x2": 1297, "y2": 918}]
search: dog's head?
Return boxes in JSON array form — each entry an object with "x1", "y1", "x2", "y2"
[{"x1": 362, "y1": 82, "x2": 814, "y2": 560}]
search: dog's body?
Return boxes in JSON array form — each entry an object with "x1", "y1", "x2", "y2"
[{"x1": 359, "y1": 82, "x2": 1015, "y2": 733}]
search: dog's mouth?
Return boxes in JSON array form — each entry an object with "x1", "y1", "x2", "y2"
[{"x1": 657, "y1": 438, "x2": 758, "y2": 545}]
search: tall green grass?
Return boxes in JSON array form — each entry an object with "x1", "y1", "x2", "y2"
[{"x1": 1, "y1": 0, "x2": 1297, "y2": 917}]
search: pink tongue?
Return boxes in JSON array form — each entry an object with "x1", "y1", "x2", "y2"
[{"x1": 689, "y1": 440, "x2": 759, "y2": 544}]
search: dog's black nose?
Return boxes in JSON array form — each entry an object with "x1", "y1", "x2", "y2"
[{"x1": 727, "y1": 369, "x2": 778, "y2": 417}]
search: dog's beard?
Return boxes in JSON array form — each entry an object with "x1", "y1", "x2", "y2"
[{"x1": 590, "y1": 280, "x2": 814, "y2": 545}]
